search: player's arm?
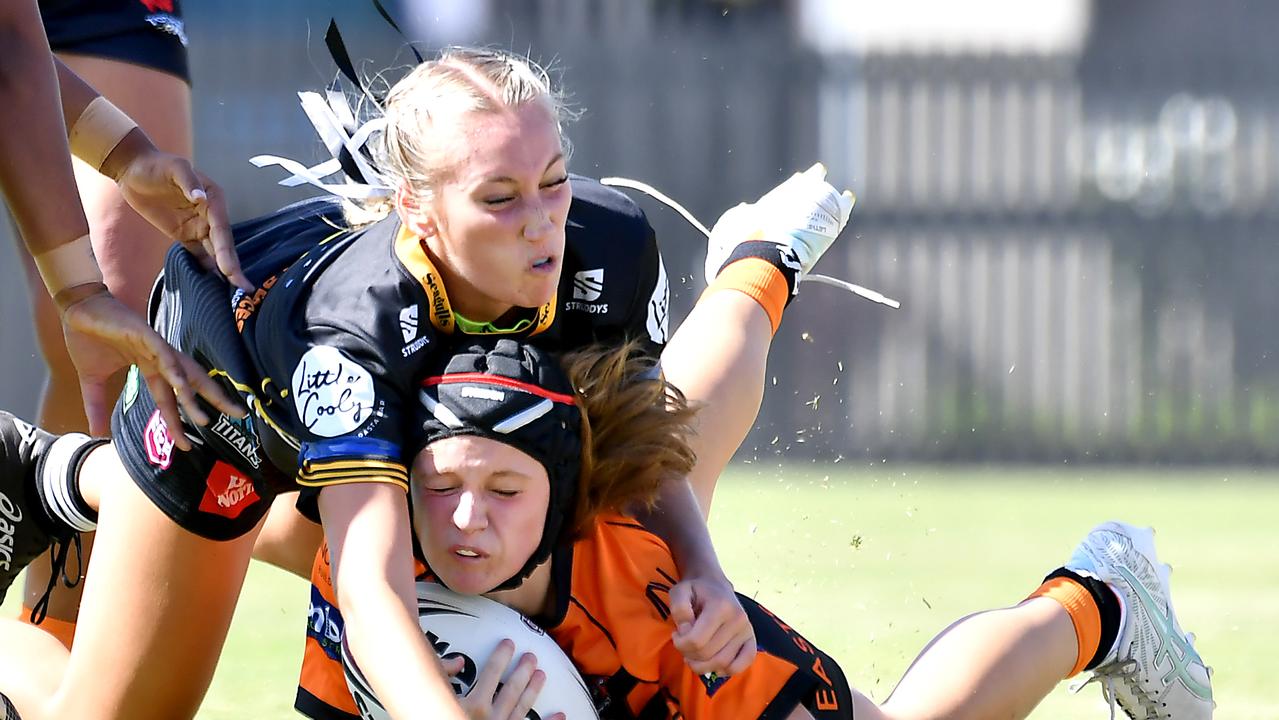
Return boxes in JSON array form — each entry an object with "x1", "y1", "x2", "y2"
[
  {"x1": 0, "y1": 0, "x2": 92, "y2": 258},
  {"x1": 319, "y1": 483, "x2": 466, "y2": 720},
  {"x1": 292, "y1": 331, "x2": 467, "y2": 719},
  {"x1": 53, "y1": 52, "x2": 249, "y2": 289},
  {"x1": 0, "y1": 0, "x2": 243, "y2": 435}
]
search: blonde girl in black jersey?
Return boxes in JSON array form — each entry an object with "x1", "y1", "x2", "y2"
[{"x1": 0, "y1": 42, "x2": 855, "y2": 719}]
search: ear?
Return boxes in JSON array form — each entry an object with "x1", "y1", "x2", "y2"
[{"x1": 396, "y1": 183, "x2": 437, "y2": 238}]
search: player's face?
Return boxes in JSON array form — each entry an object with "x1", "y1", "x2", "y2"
[
  {"x1": 413, "y1": 101, "x2": 571, "y2": 323},
  {"x1": 411, "y1": 435, "x2": 550, "y2": 594}
]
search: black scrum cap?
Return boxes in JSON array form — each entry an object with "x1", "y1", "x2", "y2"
[{"x1": 412, "y1": 338, "x2": 581, "y2": 591}]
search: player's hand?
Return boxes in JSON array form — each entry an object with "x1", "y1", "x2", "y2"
[
  {"x1": 114, "y1": 147, "x2": 253, "y2": 292},
  {"x1": 669, "y1": 572, "x2": 757, "y2": 677},
  {"x1": 447, "y1": 640, "x2": 564, "y2": 720},
  {"x1": 705, "y1": 163, "x2": 856, "y2": 288},
  {"x1": 60, "y1": 287, "x2": 246, "y2": 443}
]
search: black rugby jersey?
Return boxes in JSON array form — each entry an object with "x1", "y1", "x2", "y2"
[{"x1": 226, "y1": 176, "x2": 669, "y2": 503}]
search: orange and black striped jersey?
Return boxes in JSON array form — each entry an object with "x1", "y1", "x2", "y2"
[{"x1": 296, "y1": 514, "x2": 853, "y2": 719}]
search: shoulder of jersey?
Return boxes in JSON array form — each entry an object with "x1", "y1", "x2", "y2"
[
  {"x1": 574, "y1": 515, "x2": 673, "y2": 582},
  {"x1": 566, "y1": 174, "x2": 653, "y2": 255},
  {"x1": 231, "y1": 196, "x2": 347, "y2": 240}
]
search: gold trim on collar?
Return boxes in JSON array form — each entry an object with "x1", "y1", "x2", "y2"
[
  {"x1": 394, "y1": 226, "x2": 455, "y2": 334},
  {"x1": 393, "y1": 225, "x2": 557, "y2": 338}
]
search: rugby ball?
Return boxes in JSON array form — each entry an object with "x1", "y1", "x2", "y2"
[{"x1": 343, "y1": 581, "x2": 600, "y2": 720}]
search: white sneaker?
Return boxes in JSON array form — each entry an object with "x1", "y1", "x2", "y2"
[
  {"x1": 1067, "y1": 522, "x2": 1214, "y2": 719},
  {"x1": 704, "y1": 163, "x2": 855, "y2": 285}
]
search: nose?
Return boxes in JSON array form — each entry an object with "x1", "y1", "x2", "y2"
[
  {"x1": 522, "y1": 199, "x2": 553, "y2": 243},
  {"x1": 452, "y1": 491, "x2": 487, "y2": 532}
]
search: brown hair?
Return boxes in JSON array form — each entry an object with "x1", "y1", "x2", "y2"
[{"x1": 560, "y1": 342, "x2": 699, "y2": 539}]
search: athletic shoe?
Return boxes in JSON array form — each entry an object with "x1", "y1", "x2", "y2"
[
  {"x1": 1067, "y1": 522, "x2": 1214, "y2": 719},
  {"x1": 704, "y1": 163, "x2": 855, "y2": 284},
  {"x1": 0, "y1": 411, "x2": 59, "y2": 605}
]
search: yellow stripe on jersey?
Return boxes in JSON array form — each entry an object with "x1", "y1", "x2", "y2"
[
  {"x1": 298, "y1": 459, "x2": 409, "y2": 486},
  {"x1": 208, "y1": 368, "x2": 300, "y2": 447},
  {"x1": 295, "y1": 474, "x2": 409, "y2": 491},
  {"x1": 206, "y1": 368, "x2": 299, "y2": 449},
  {"x1": 300, "y1": 458, "x2": 406, "y2": 474},
  {"x1": 393, "y1": 224, "x2": 558, "y2": 337},
  {"x1": 298, "y1": 467, "x2": 409, "y2": 484}
]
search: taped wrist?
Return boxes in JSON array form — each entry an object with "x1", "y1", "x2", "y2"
[
  {"x1": 32, "y1": 235, "x2": 106, "y2": 311},
  {"x1": 713, "y1": 241, "x2": 801, "y2": 295},
  {"x1": 68, "y1": 96, "x2": 138, "y2": 173},
  {"x1": 704, "y1": 242, "x2": 799, "y2": 334}
]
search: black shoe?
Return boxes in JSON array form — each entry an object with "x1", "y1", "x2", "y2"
[{"x1": 0, "y1": 410, "x2": 59, "y2": 606}]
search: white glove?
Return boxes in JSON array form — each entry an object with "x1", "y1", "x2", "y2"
[{"x1": 705, "y1": 163, "x2": 856, "y2": 288}]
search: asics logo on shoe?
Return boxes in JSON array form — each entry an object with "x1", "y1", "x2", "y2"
[
  {"x1": 11, "y1": 419, "x2": 37, "y2": 452},
  {"x1": 0, "y1": 492, "x2": 21, "y2": 572},
  {"x1": 1115, "y1": 564, "x2": 1213, "y2": 701},
  {"x1": 778, "y1": 247, "x2": 803, "y2": 274}
]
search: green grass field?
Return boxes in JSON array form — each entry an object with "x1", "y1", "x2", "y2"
[{"x1": 6, "y1": 466, "x2": 1277, "y2": 718}]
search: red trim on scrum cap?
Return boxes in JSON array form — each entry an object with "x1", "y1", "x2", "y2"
[{"x1": 421, "y1": 373, "x2": 577, "y2": 406}]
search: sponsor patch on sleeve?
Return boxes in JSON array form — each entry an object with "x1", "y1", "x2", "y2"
[{"x1": 292, "y1": 346, "x2": 377, "y2": 438}]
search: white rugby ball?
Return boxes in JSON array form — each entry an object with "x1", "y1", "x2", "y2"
[{"x1": 343, "y1": 581, "x2": 600, "y2": 720}]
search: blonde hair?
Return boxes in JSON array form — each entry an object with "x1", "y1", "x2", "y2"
[
  {"x1": 345, "y1": 46, "x2": 573, "y2": 226},
  {"x1": 560, "y1": 343, "x2": 699, "y2": 539}
]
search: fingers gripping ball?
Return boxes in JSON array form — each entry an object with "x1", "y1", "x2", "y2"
[
  {"x1": 705, "y1": 163, "x2": 856, "y2": 285},
  {"x1": 343, "y1": 582, "x2": 600, "y2": 720}
]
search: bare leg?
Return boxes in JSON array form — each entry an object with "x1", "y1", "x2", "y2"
[
  {"x1": 762, "y1": 598, "x2": 1075, "y2": 720},
  {"x1": 19, "y1": 54, "x2": 192, "y2": 629},
  {"x1": 0, "y1": 620, "x2": 67, "y2": 717},
  {"x1": 251, "y1": 492, "x2": 324, "y2": 579},
  {"x1": 6, "y1": 446, "x2": 262, "y2": 719}
]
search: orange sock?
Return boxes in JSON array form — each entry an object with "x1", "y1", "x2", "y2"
[
  {"x1": 1026, "y1": 577, "x2": 1101, "y2": 677},
  {"x1": 703, "y1": 258, "x2": 790, "y2": 334},
  {"x1": 19, "y1": 606, "x2": 76, "y2": 650}
]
